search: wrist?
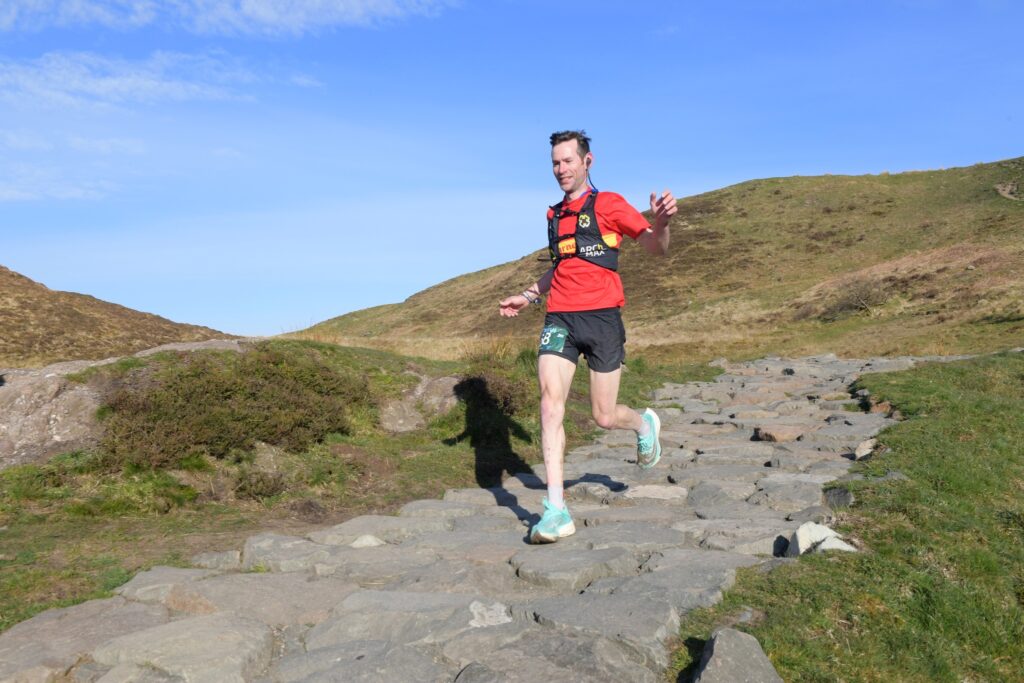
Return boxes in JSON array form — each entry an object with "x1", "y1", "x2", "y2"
[{"x1": 520, "y1": 290, "x2": 541, "y2": 305}]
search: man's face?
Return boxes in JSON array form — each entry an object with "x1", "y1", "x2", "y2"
[{"x1": 551, "y1": 139, "x2": 591, "y2": 196}]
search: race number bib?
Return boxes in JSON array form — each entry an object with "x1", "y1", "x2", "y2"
[{"x1": 538, "y1": 325, "x2": 568, "y2": 353}]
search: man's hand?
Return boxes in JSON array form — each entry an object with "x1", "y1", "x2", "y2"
[
  {"x1": 640, "y1": 189, "x2": 676, "y2": 255},
  {"x1": 649, "y1": 189, "x2": 678, "y2": 228},
  {"x1": 499, "y1": 294, "x2": 529, "y2": 317}
]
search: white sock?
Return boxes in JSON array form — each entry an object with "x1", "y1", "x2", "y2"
[
  {"x1": 547, "y1": 483, "x2": 565, "y2": 509},
  {"x1": 637, "y1": 411, "x2": 652, "y2": 438}
]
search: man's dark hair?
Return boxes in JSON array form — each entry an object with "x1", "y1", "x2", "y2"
[{"x1": 550, "y1": 130, "x2": 591, "y2": 158}]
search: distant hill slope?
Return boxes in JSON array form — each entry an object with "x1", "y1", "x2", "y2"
[
  {"x1": 296, "y1": 157, "x2": 1024, "y2": 362},
  {"x1": 0, "y1": 267, "x2": 230, "y2": 368}
]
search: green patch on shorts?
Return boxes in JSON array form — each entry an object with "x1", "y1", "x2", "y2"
[{"x1": 538, "y1": 325, "x2": 569, "y2": 354}]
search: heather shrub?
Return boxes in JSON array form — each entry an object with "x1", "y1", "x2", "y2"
[{"x1": 98, "y1": 342, "x2": 369, "y2": 469}]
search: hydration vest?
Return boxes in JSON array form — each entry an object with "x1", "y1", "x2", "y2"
[{"x1": 547, "y1": 191, "x2": 620, "y2": 271}]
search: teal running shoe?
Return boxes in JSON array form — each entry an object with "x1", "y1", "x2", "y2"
[
  {"x1": 637, "y1": 408, "x2": 662, "y2": 469},
  {"x1": 529, "y1": 498, "x2": 576, "y2": 544}
]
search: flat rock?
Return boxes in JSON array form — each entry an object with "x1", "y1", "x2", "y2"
[
  {"x1": 164, "y1": 572, "x2": 359, "y2": 626},
  {"x1": 452, "y1": 629, "x2": 660, "y2": 683},
  {"x1": 696, "y1": 443, "x2": 776, "y2": 458},
  {"x1": 518, "y1": 592, "x2": 679, "y2": 670},
  {"x1": 263, "y1": 639, "x2": 389, "y2": 682},
  {"x1": 571, "y1": 521, "x2": 693, "y2": 552},
  {"x1": 694, "y1": 627, "x2": 783, "y2": 683},
  {"x1": 786, "y1": 505, "x2": 836, "y2": 525},
  {"x1": 0, "y1": 598, "x2": 169, "y2": 682},
  {"x1": 747, "y1": 479, "x2": 824, "y2": 513},
  {"x1": 693, "y1": 500, "x2": 790, "y2": 521},
  {"x1": 622, "y1": 484, "x2": 688, "y2": 502},
  {"x1": 304, "y1": 590, "x2": 503, "y2": 651},
  {"x1": 311, "y1": 545, "x2": 440, "y2": 584},
  {"x1": 588, "y1": 549, "x2": 760, "y2": 615},
  {"x1": 376, "y1": 558, "x2": 529, "y2": 601},
  {"x1": 400, "y1": 498, "x2": 522, "y2": 521},
  {"x1": 114, "y1": 566, "x2": 219, "y2": 603},
  {"x1": 190, "y1": 550, "x2": 241, "y2": 571},
  {"x1": 400, "y1": 530, "x2": 527, "y2": 562},
  {"x1": 242, "y1": 533, "x2": 332, "y2": 572},
  {"x1": 269, "y1": 643, "x2": 455, "y2": 683},
  {"x1": 686, "y1": 480, "x2": 759, "y2": 508},
  {"x1": 443, "y1": 486, "x2": 546, "y2": 511},
  {"x1": 92, "y1": 663, "x2": 185, "y2": 682},
  {"x1": 307, "y1": 515, "x2": 452, "y2": 545},
  {"x1": 92, "y1": 613, "x2": 274, "y2": 683},
  {"x1": 509, "y1": 546, "x2": 638, "y2": 592},
  {"x1": 673, "y1": 519, "x2": 797, "y2": 556},
  {"x1": 577, "y1": 505, "x2": 692, "y2": 527}
]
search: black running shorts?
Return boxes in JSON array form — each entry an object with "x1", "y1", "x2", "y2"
[{"x1": 537, "y1": 308, "x2": 626, "y2": 373}]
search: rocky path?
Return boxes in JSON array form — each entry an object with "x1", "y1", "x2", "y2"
[{"x1": 0, "y1": 354, "x2": 956, "y2": 683}]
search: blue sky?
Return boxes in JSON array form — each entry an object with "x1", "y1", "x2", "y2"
[{"x1": 2, "y1": 1, "x2": 1022, "y2": 336}]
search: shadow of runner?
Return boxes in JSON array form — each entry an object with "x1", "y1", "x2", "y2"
[{"x1": 443, "y1": 377, "x2": 537, "y2": 525}]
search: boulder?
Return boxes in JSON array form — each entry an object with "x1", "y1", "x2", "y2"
[
  {"x1": 693, "y1": 627, "x2": 783, "y2": 682},
  {"x1": 785, "y1": 522, "x2": 857, "y2": 556},
  {"x1": 0, "y1": 367, "x2": 102, "y2": 469}
]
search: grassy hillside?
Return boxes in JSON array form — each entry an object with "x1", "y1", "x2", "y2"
[
  {"x1": 0, "y1": 266, "x2": 229, "y2": 367},
  {"x1": 295, "y1": 158, "x2": 1024, "y2": 361}
]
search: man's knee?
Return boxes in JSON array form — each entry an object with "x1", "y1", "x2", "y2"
[
  {"x1": 540, "y1": 393, "x2": 566, "y2": 424},
  {"x1": 592, "y1": 407, "x2": 617, "y2": 430}
]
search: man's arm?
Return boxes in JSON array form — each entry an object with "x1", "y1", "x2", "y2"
[
  {"x1": 499, "y1": 267, "x2": 554, "y2": 317},
  {"x1": 637, "y1": 190, "x2": 677, "y2": 256}
]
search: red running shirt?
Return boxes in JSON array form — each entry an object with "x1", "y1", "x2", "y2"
[{"x1": 546, "y1": 191, "x2": 651, "y2": 312}]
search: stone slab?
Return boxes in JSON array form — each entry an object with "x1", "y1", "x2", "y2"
[
  {"x1": 164, "y1": 572, "x2": 359, "y2": 626},
  {"x1": 509, "y1": 546, "x2": 639, "y2": 592},
  {"x1": 518, "y1": 592, "x2": 679, "y2": 670},
  {"x1": 307, "y1": 515, "x2": 451, "y2": 546},
  {"x1": 304, "y1": 590, "x2": 503, "y2": 651},
  {"x1": 241, "y1": 533, "x2": 332, "y2": 572},
  {"x1": 747, "y1": 479, "x2": 825, "y2": 513},
  {"x1": 0, "y1": 598, "x2": 169, "y2": 682},
  {"x1": 92, "y1": 613, "x2": 273, "y2": 683},
  {"x1": 114, "y1": 566, "x2": 219, "y2": 603},
  {"x1": 451, "y1": 627, "x2": 659, "y2": 683},
  {"x1": 311, "y1": 545, "x2": 440, "y2": 584}
]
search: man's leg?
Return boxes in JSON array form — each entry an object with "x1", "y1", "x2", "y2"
[
  {"x1": 532, "y1": 353, "x2": 578, "y2": 543},
  {"x1": 538, "y1": 353, "x2": 577, "y2": 506},
  {"x1": 589, "y1": 367, "x2": 643, "y2": 432},
  {"x1": 590, "y1": 367, "x2": 662, "y2": 468}
]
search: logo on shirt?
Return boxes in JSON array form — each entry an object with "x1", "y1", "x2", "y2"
[{"x1": 577, "y1": 214, "x2": 591, "y2": 229}]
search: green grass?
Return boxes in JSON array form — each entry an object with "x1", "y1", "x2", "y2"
[
  {"x1": 669, "y1": 351, "x2": 1024, "y2": 682},
  {"x1": 0, "y1": 338, "x2": 715, "y2": 633}
]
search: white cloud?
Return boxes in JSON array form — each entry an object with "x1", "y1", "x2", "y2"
[
  {"x1": 0, "y1": 0, "x2": 157, "y2": 30},
  {"x1": 0, "y1": 162, "x2": 115, "y2": 201},
  {"x1": 68, "y1": 135, "x2": 145, "y2": 154},
  {"x1": 0, "y1": 0, "x2": 453, "y2": 35},
  {"x1": 0, "y1": 129, "x2": 54, "y2": 151},
  {"x1": 0, "y1": 50, "x2": 255, "y2": 108},
  {"x1": 290, "y1": 73, "x2": 324, "y2": 88}
]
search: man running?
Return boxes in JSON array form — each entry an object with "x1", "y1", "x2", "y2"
[{"x1": 499, "y1": 130, "x2": 677, "y2": 544}]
